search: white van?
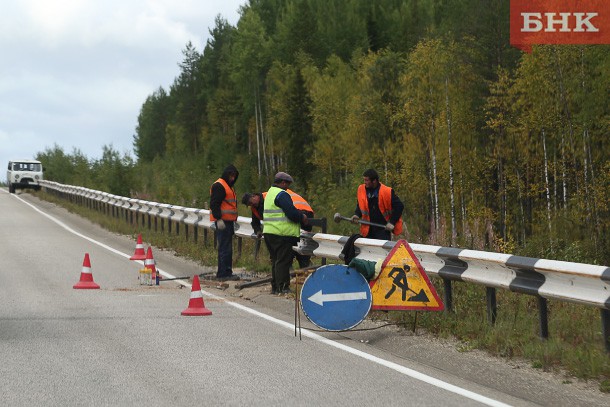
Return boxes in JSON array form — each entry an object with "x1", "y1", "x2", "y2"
[{"x1": 6, "y1": 159, "x2": 44, "y2": 193}]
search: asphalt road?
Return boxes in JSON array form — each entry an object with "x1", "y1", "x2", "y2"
[{"x1": 1, "y1": 189, "x2": 607, "y2": 406}]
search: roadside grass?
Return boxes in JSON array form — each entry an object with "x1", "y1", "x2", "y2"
[
  {"x1": 34, "y1": 191, "x2": 610, "y2": 391},
  {"x1": 393, "y1": 281, "x2": 610, "y2": 390}
]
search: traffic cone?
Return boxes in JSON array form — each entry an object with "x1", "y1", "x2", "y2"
[
  {"x1": 130, "y1": 234, "x2": 146, "y2": 260},
  {"x1": 181, "y1": 275, "x2": 212, "y2": 316},
  {"x1": 144, "y1": 247, "x2": 158, "y2": 284},
  {"x1": 73, "y1": 253, "x2": 100, "y2": 289}
]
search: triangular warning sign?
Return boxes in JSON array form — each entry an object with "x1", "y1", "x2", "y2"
[{"x1": 370, "y1": 240, "x2": 444, "y2": 311}]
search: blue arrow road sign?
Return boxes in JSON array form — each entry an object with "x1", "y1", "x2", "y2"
[{"x1": 300, "y1": 264, "x2": 372, "y2": 331}]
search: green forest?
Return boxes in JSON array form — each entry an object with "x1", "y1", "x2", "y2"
[{"x1": 37, "y1": 0, "x2": 609, "y2": 265}]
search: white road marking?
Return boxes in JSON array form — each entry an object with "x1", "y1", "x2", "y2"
[{"x1": 11, "y1": 191, "x2": 512, "y2": 407}]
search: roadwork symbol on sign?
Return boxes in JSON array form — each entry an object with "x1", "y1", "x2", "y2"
[
  {"x1": 370, "y1": 240, "x2": 444, "y2": 311},
  {"x1": 301, "y1": 264, "x2": 372, "y2": 331}
]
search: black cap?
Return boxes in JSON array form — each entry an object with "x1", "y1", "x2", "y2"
[{"x1": 274, "y1": 171, "x2": 294, "y2": 183}]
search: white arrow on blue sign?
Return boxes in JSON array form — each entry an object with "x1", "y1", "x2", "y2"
[
  {"x1": 300, "y1": 264, "x2": 372, "y2": 331},
  {"x1": 307, "y1": 290, "x2": 368, "y2": 306}
]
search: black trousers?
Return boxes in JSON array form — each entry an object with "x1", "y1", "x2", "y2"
[
  {"x1": 366, "y1": 227, "x2": 391, "y2": 241},
  {"x1": 216, "y1": 221, "x2": 234, "y2": 278},
  {"x1": 264, "y1": 233, "x2": 299, "y2": 291}
]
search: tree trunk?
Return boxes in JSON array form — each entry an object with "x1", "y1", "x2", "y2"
[
  {"x1": 254, "y1": 99, "x2": 261, "y2": 177},
  {"x1": 542, "y1": 129, "x2": 553, "y2": 247},
  {"x1": 460, "y1": 174, "x2": 467, "y2": 244},
  {"x1": 561, "y1": 130, "x2": 567, "y2": 208},
  {"x1": 554, "y1": 49, "x2": 578, "y2": 202},
  {"x1": 429, "y1": 87, "x2": 439, "y2": 235},
  {"x1": 258, "y1": 96, "x2": 270, "y2": 177},
  {"x1": 445, "y1": 77, "x2": 457, "y2": 246},
  {"x1": 428, "y1": 159, "x2": 435, "y2": 241}
]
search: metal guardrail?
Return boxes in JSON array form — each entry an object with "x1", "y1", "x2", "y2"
[
  {"x1": 38, "y1": 180, "x2": 610, "y2": 351},
  {"x1": 303, "y1": 233, "x2": 610, "y2": 308}
]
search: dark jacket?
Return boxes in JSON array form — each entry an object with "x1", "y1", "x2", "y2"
[
  {"x1": 250, "y1": 192, "x2": 265, "y2": 234},
  {"x1": 274, "y1": 188, "x2": 303, "y2": 224},
  {"x1": 210, "y1": 165, "x2": 239, "y2": 220}
]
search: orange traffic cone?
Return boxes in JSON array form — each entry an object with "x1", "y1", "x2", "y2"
[
  {"x1": 181, "y1": 276, "x2": 212, "y2": 316},
  {"x1": 73, "y1": 253, "x2": 100, "y2": 289},
  {"x1": 130, "y1": 234, "x2": 146, "y2": 260},
  {"x1": 144, "y1": 247, "x2": 158, "y2": 284}
]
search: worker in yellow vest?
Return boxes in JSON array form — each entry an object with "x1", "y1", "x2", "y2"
[
  {"x1": 209, "y1": 164, "x2": 240, "y2": 281},
  {"x1": 262, "y1": 172, "x2": 309, "y2": 294},
  {"x1": 352, "y1": 168, "x2": 404, "y2": 241},
  {"x1": 242, "y1": 189, "x2": 314, "y2": 268}
]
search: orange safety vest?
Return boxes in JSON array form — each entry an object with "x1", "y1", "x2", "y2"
[
  {"x1": 210, "y1": 178, "x2": 238, "y2": 221},
  {"x1": 357, "y1": 183, "x2": 402, "y2": 237},
  {"x1": 287, "y1": 189, "x2": 314, "y2": 215},
  {"x1": 251, "y1": 190, "x2": 313, "y2": 220}
]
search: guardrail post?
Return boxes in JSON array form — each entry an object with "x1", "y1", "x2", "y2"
[
  {"x1": 486, "y1": 287, "x2": 497, "y2": 325},
  {"x1": 308, "y1": 217, "x2": 328, "y2": 265},
  {"x1": 443, "y1": 278, "x2": 453, "y2": 313},
  {"x1": 254, "y1": 239, "x2": 261, "y2": 260},
  {"x1": 236, "y1": 236, "x2": 242, "y2": 259},
  {"x1": 538, "y1": 296, "x2": 549, "y2": 339},
  {"x1": 320, "y1": 217, "x2": 327, "y2": 265},
  {"x1": 602, "y1": 309, "x2": 610, "y2": 353}
]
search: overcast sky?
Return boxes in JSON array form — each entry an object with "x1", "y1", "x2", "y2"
[{"x1": 1, "y1": 0, "x2": 246, "y2": 180}]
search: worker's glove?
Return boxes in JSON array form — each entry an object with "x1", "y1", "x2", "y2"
[
  {"x1": 350, "y1": 215, "x2": 360, "y2": 224},
  {"x1": 216, "y1": 219, "x2": 226, "y2": 230},
  {"x1": 385, "y1": 222, "x2": 395, "y2": 232}
]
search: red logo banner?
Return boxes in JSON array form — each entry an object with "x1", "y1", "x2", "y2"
[{"x1": 510, "y1": 0, "x2": 610, "y2": 52}]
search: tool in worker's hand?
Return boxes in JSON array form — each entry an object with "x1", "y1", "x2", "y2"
[{"x1": 333, "y1": 212, "x2": 387, "y2": 229}]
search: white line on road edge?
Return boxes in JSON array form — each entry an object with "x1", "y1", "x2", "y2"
[{"x1": 13, "y1": 192, "x2": 511, "y2": 407}]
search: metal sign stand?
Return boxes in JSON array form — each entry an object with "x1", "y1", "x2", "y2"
[{"x1": 294, "y1": 267, "x2": 318, "y2": 340}]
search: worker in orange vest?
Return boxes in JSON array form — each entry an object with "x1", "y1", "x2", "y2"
[
  {"x1": 352, "y1": 168, "x2": 404, "y2": 241},
  {"x1": 242, "y1": 188, "x2": 314, "y2": 268},
  {"x1": 209, "y1": 164, "x2": 240, "y2": 281}
]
